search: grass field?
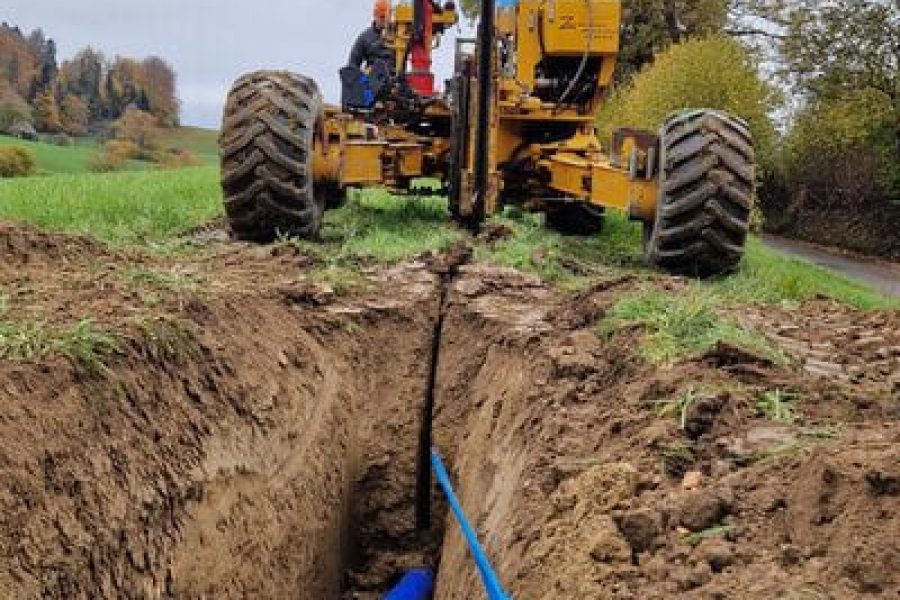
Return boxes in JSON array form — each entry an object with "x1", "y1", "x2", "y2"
[
  {"x1": 0, "y1": 164, "x2": 895, "y2": 312},
  {"x1": 0, "y1": 126, "x2": 219, "y2": 175},
  {"x1": 0, "y1": 166, "x2": 221, "y2": 244},
  {"x1": 156, "y1": 126, "x2": 219, "y2": 164},
  {"x1": 0, "y1": 135, "x2": 102, "y2": 174}
]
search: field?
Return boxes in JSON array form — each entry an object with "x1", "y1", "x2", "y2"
[
  {"x1": 0, "y1": 126, "x2": 219, "y2": 176},
  {"x1": 0, "y1": 167, "x2": 897, "y2": 598}
]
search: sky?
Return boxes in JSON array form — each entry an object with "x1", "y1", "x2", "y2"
[{"x1": 6, "y1": 0, "x2": 472, "y2": 129}]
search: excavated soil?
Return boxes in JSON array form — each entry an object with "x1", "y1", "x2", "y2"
[{"x1": 0, "y1": 220, "x2": 897, "y2": 599}]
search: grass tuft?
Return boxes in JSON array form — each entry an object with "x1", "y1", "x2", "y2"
[
  {"x1": 605, "y1": 287, "x2": 779, "y2": 364},
  {"x1": 756, "y1": 389, "x2": 800, "y2": 424},
  {"x1": 136, "y1": 316, "x2": 199, "y2": 362},
  {"x1": 0, "y1": 319, "x2": 118, "y2": 371},
  {"x1": 656, "y1": 388, "x2": 700, "y2": 430}
]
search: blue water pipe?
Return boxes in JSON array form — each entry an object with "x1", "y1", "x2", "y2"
[
  {"x1": 431, "y1": 448, "x2": 512, "y2": 600},
  {"x1": 383, "y1": 450, "x2": 512, "y2": 600},
  {"x1": 382, "y1": 568, "x2": 434, "y2": 600}
]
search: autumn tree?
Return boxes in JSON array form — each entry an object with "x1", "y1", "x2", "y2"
[
  {"x1": 141, "y1": 56, "x2": 179, "y2": 126},
  {"x1": 105, "y1": 56, "x2": 147, "y2": 117},
  {"x1": 60, "y1": 94, "x2": 89, "y2": 135},
  {"x1": 0, "y1": 80, "x2": 32, "y2": 131},
  {"x1": 0, "y1": 23, "x2": 38, "y2": 98},
  {"x1": 33, "y1": 89, "x2": 63, "y2": 132},
  {"x1": 58, "y1": 47, "x2": 105, "y2": 118}
]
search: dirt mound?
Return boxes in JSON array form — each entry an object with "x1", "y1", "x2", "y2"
[
  {"x1": 0, "y1": 221, "x2": 108, "y2": 269},
  {"x1": 431, "y1": 270, "x2": 899, "y2": 599}
]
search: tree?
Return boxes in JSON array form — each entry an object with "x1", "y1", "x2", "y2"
[
  {"x1": 58, "y1": 47, "x2": 105, "y2": 118},
  {"x1": 617, "y1": 0, "x2": 728, "y2": 80},
  {"x1": 60, "y1": 94, "x2": 89, "y2": 135},
  {"x1": 104, "y1": 56, "x2": 144, "y2": 118},
  {"x1": 597, "y1": 35, "x2": 777, "y2": 161},
  {"x1": 141, "y1": 56, "x2": 179, "y2": 126},
  {"x1": 0, "y1": 25, "x2": 38, "y2": 98},
  {"x1": 33, "y1": 88, "x2": 62, "y2": 132},
  {"x1": 781, "y1": 0, "x2": 899, "y2": 102},
  {"x1": 0, "y1": 81, "x2": 32, "y2": 131}
]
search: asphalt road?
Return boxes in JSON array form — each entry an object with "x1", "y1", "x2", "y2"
[{"x1": 761, "y1": 235, "x2": 900, "y2": 298}]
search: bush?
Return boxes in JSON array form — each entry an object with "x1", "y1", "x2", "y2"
[
  {"x1": 104, "y1": 139, "x2": 140, "y2": 161},
  {"x1": 153, "y1": 148, "x2": 202, "y2": 169},
  {"x1": 88, "y1": 151, "x2": 127, "y2": 173},
  {"x1": 0, "y1": 146, "x2": 37, "y2": 178},
  {"x1": 597, "y1": 35, "x2": 778, "y2": 165},
  {"x1": 778, "y1": 88, "x2": 898, "y2": 207},
  {"x1": 113, "y1": 107, "x2": 161, "y2": 152}
]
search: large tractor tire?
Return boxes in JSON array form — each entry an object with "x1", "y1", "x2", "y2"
[
  {"x1": 220, "y1": 71, "x2": 324, "y2": 242},
  {"x1": 645, "y1": 110, "x2": 755, "y2": 276},
  {"x1": 545, "y1": 202, "x2": 605, "y2": 236}
]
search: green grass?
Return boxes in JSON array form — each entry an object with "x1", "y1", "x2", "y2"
[
  {"x1": 598, "y1": 231, "x2": 896, "y2": 364},
  {"x1": 0, "y1": 319, "x2": 118, "y2": 371},
  {"x1": 682, "y1": 525, "x2": 734, "y2": 547},
  {"x1": 0, "y1": 134, "x2": 101, "y2": 174},
  {"x1": 756, "y1": 389, "x2": 800, "y2": 424},
  {"x1": 0, "y1": 126, "x2": 219, "y2": 175},
  {"x1": 709, "y1": 239, "x2": 897, "y2": 311},
  {"x1": 476, "y1": 209, "x2": 646, "y2": 289},
  {"x1": 0, "y1": 166, "x2": 222, "y2": 245},
  {"x1": 156, "y1": 126, "x2": 219, "y2": 165},
  {"x1": 605, "y1": 286, "x2": 781, "y2": 364},
  {"x1": 656, "y1": 387, "x2": 701, "y2": 430},
  {"x1": 291, "y1": 190, "x2": 464, "y2": 264}
]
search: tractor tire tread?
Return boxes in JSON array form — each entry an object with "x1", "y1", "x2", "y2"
[
  {"x1": 646, "y1": 110, "x2": 755, "y2": 276},
  {"x1": 220, "y1": 70, "x2": 324, "y2": 242}
]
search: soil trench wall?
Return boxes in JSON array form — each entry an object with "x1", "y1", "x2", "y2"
[{"x1": 0, "y1": 283, "x2": 439, "y2": 599}]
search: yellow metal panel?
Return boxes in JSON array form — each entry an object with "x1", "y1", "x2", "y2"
[
  {"x1": 342, "y1": 142, "x2": 384, "y2": 185},
  {"x1": 396, "y1": 144, "x2": 424, "y2": 177},
  {"x1": 515, "y1": 0, "x2": 543, "y2": 90},
  {"x1": 541, "y1": 0, "x2": 620, "y2": 56},
  {"x1": 544, "y1": 154, "x2": 657, "y2": 219}
]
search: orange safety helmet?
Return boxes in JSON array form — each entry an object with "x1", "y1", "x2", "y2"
[{"x1": 373, "y1": 0, "x2": 391, "y2": 21}]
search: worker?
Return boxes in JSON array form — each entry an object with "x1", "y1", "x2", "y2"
[{"x1": 348, "y1": 0, "x2": 395, "y2": 73}]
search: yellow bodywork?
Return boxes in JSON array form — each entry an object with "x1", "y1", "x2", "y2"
[{"x1": 312, "y1": 0, "x2": 659, "y2": 226}]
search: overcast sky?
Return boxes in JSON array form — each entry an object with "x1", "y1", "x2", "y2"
[{"x1": 6, "y1": 0, "x2": 471, "y2": 129}]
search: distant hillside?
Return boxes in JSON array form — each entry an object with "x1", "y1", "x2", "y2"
[{"x1": 0, "y1": 126, "x2": 218, "y2": 175}]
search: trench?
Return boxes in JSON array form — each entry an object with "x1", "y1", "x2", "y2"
[
  {"x1": 4, "y1": 231, "x2": 899, "y2": 598},
  {"x1": 0, "y1": 259, "x2": 547, "y2": 599}
]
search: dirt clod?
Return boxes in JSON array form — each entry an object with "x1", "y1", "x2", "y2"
[
  {"x1": 694, "y1": 538, "x2": 735, "y2": 573},
  {"x1": 677, "y1": 491, "x2": 731, "y2": 532},
  {"x1": 614, "y1": 508, "x2": 662, "y2": 553}
]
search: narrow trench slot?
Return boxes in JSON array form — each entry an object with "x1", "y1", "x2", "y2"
[
  {"x1": 415, "y1": 268, "x2": 453, "y2": 531},
  {"x1": 342, "y1": 251, "x2": 469, "y2": 598}
]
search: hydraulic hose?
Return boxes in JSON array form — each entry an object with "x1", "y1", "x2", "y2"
[{"x1": 557, "y1": 0, "x2": 594, "y2": 105}]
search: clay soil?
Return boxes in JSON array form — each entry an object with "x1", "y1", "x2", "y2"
[{"x1": 0, "y1": 221, "x2": 897, "y2": 599}]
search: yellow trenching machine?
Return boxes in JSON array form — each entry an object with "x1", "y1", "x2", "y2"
[{"x1": 220, "y1": 0, "x2": 755, "y2": 275}]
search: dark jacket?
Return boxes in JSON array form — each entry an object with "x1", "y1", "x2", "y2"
[{"x1": 349, "y1": 24, "x2": 394, "y2": 70}]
